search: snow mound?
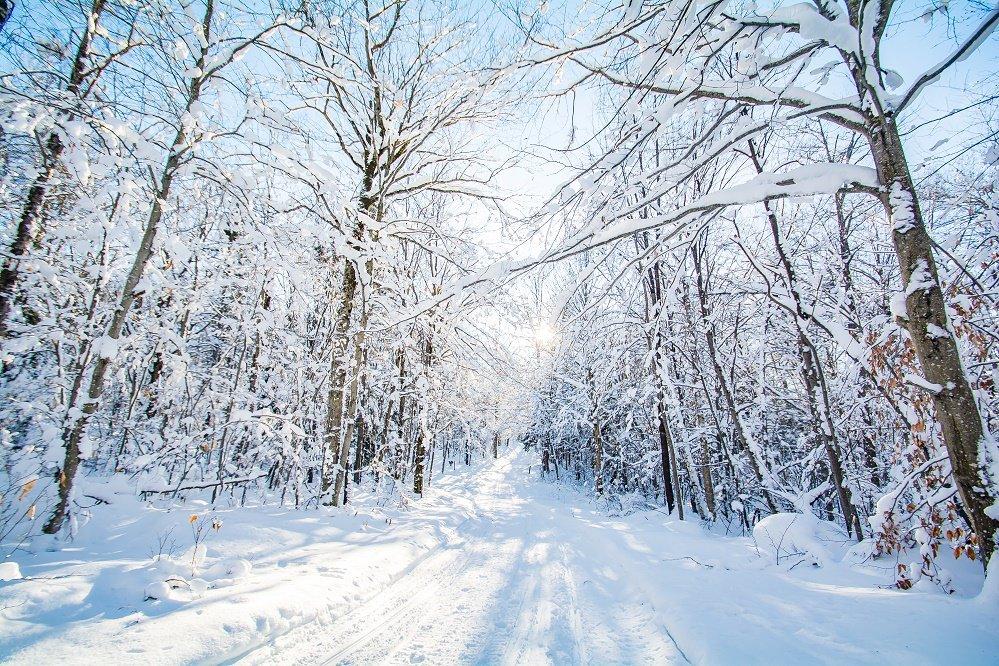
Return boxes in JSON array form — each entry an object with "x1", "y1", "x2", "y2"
[
  {"x1": 753, "y1": 512, "x2": 851, "y2": 567},
  {"x1": 607, "y1": 490, "x2": 657, "y2": 516},
  {"x1": 978, "y1": 552, "x2": 999, "y2": 607},
  {"x1": 143, "y1": 550, "x2": 253, "y2": 603},
  {"x1": 0, "y1": 561, "x2": 21, "y2": 581}
]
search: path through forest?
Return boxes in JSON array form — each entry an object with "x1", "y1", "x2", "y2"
[
  {"x1": 234, "y1": 449, "x2": 997, "y2": 665},
  {"x1": 238, "y1": 449, "x2": 684, "y2": 665}
]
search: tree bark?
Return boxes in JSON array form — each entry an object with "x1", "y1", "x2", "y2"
[{"x1": 869, "y1": 113, "x2": 996, "y2": 563}]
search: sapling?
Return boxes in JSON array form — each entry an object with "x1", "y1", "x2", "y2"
[{"x1": 187, "y1": 513, "x2": 222, "y2": 576}]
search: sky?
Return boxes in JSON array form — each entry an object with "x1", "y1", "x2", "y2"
[{"x1": 8, "y1": 0, "x2": 994, "y2": 244}]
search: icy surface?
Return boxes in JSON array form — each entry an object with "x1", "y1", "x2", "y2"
[{"x1": 1, "y1": 448, "x2": 996, "y2": 664}]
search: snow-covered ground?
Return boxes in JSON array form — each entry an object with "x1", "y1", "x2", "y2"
[{"x1": 1, "y1": 448, "x2": 997, "y2": 665}]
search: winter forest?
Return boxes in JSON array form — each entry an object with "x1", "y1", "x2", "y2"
[{"x1": 0, "y1": 0, "x2": 998, "y2": 662}]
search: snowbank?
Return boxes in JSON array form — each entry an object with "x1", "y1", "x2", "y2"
[
  {"x1": 0, "y1": 461, "x2": 484, "y2": 664},
  {"x1": 0, "y1": 562, "x2": 21, "y2": 582},
  {"x1": 753, "y1": 512, "x2": 852, "y2": 567}
]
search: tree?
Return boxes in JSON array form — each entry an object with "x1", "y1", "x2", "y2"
[
  {"x1": 42, "y1": 0, "x2": 288, "y2": 532},
  {"x1": 287, "y1": 0, "x2": 511, "y2": 505}
]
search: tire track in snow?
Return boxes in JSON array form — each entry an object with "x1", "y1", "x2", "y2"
[
  {"x1": 319, "y1": 548, "x2": 476, "y2": 665},
  {"x1": 237, "y1": 450, "x2": 691, "y2": 665},
  {"x1": 225, "y1": 501, "x2": 481, "y2": 665},
  {"x1": 564, "y1": 524, "x2": 692, "y2": 665},
  {"x1": 227, "y1": 543, "x2": 468, "y2": 665}
]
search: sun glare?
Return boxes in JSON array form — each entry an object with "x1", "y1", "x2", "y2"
[{"x1": 533, "y1": 322, "x2": 558, "y2": 348}]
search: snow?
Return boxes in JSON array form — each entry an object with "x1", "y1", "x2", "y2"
[
  {"x1": 0, "y1": 562, "x2": 21, "y2": 582},
  {"x1": 890, "y1": 290, "x2": 908, "y2": 320},
  {"x1": 753, "y1": 512, "x2": 847, "y2": 567},
  {"x1": 766, "y1": 2, "x2": 856, "y2": 54},
  {"x1": 890, "y1": 181, "x2": 917, "y2": 234},
  {"x1": 1, "y1": 448, "x2": 996, "y2": 664},
  {"x1": 623, "y1": 0, "x2": 643, "y2": 24},
  {"x1": 91, "y1": 335, "x2": 120, "y2": 360},
  {"x1": 905, "y1": 372, "x2": 944, "y2": 394},
  {"x1": 540, "y1": 163, "x2": 879, "y2": 265},
  {"x1": 927, "y1": 323, "x2": 949, "y2": 339},
  {"x1": 906, "y1": 259, "x2": 935, "y2": 297}
]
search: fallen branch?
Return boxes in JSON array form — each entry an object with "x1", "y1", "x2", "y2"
[{"x1": 139, "y1": 473, "x2": 268, "y2": 497}]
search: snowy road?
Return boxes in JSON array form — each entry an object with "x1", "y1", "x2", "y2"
[{"x1": 239, "y1": 452, "x2": 686, "y2": 666}]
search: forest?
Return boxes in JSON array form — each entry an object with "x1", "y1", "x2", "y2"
[{"x1": 0, "y1": 0, "x2": 998, "y2": 663}]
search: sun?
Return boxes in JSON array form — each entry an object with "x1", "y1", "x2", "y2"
[{"x1": 532, "y1": 322, "x2": 558, "y2": 348}]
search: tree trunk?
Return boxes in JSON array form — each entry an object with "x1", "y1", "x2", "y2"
[
  {"x1": 44, "y1": 121, "x2": 183, "y2": 533},
  {"x1": 413, "y1": 412, "x2": 426, "y2": 495},
  {"x1": 655, "y1": 384, "x2": 677, "y2": 513},
  {"x1": 642, "y1": 251, "x2": 678, "y2": 514},
  {"x1": 394, "y1": 349, "x2": 407, "y2": 479},
  {"x1": 43, "y1": 0, "x2": 214, "y2": 534},
  {"x1": 868, "y1": 113, "x2": 996, "y2": 563},
  {"x1": 352, "y1": 411, "x2": 365, "y2": 484},
  {"x1": 746, "y1": 140, "x2": 863, "y2": 539},
  {"x1": 698, "y1": 408, "x2": 716, "y2": 518},
  {"x1": 799, "y1": 332, "x2": 862, "y2": 540},
  {"x1": 331, "y1": 304, "x2": 369, "y2": 506},
  {"x1": 413, "y1": 333, "x2": 433, "y2": 495},
  {"x1": 593, "y1": 418, "x2": 603, "y2": 496},
  {"x1": 320, "y1": 258, "x2": 357, "y2": 502},
  {"x1": 692, "y1": 240, "x2": 778, "y2": 513},
  {"x1": 833, "y1": 193, "x2": 883, "y2": 489}
]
